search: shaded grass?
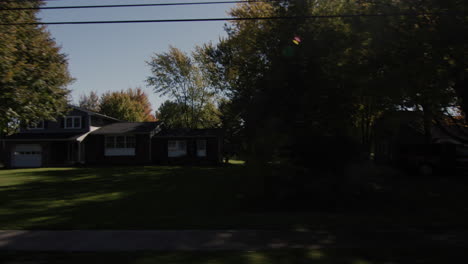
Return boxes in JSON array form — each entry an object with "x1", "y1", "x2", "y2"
[
  {"x1": 1, "y1": 164, "x2": 468, "y2": 230},
  {"x1": 0, "y1": 249, "x2": 464, "y2": 264},
  {"x1": 0, "y1": 166, "x2": 259, "y2": 229}
]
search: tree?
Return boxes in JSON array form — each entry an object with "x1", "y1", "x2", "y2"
[
  {"x1": 0, "y1": 0, "x2": 73, "y2": 134},
  {"x1": 146, "y1": 46, "x2": 218, "y2": 128},
  {"x1": 79, "y1": 91, "x2": 100, "y2": 112},
  {"x1": 155, "y1": 101, "x2": 186, "y2": 128},
  {"x1": 98, "y1": 88, "x2": 156, "y2": 122},
  {"x1": 205, "y1": 0, "x2": 466, "y2": 165},
  {"x1": 127, "y1": 87, "x2": 157, "y2": 121},
  {"x1": 205, "y1": 0, "x2": 362, "y2": 164},
  {"x1": 218, "y1": 99, "x2": 244, "y2": 162},
  {"x1": 156, "y1": 100, "x2": 220, "y2": 128}
]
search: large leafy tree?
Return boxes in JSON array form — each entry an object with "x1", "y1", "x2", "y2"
[
  {"x1": 98, "y1": 88, "x2": 156, "y2": 122},
  {"x1": 146, "y1": 46, "x2": 218, "y2": 129},
  {"x1": 207, "y1": 0, "x2": 466, "y2": 164},
  {"x1": 0, "y1": 0, "x2": 73, "y2": 134},
  {"x1": 207, "y1": 0, "x2": 362, "y2": 164}
]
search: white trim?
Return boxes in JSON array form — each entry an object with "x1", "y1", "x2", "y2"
[{"x1": 76, "y1": 126, "x2": 100, "y2": 142}]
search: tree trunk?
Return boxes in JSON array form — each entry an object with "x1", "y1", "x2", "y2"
[
  {"x1": 454, "y1": 78, "x2": 468, "y2": 123},
  {"x1": 421, "y1": 104, "x2": 433, "y2": 144}
]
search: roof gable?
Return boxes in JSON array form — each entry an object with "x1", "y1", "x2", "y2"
[
  {"x1": 70, "y1": 105, "x2": 121, "y2": 122},
  {"x1": 91, "y1": 122, "x2": 162, "y2": 135}
]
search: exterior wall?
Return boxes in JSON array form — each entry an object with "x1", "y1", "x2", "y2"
[
  {"x1": 152, "y1": 137, "x2": 221, "y2": 164},
  {"x1": 19, "y1": 109, "x2": 90, "y2": 134},
  {"x1": 84, "y1": 134, "x2": 152, "y2": 165},
  {"x1": 2, "y1": 132, "x2": 222, "y2": 168}
]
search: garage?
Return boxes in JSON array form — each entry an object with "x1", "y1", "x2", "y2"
[{"x1": 11, "y1": 144, "x2": 42, "y2": 168}]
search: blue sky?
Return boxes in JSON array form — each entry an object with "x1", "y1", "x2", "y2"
[{"x1": 38, "y1": 0, "x2": 236, "y2": 110}]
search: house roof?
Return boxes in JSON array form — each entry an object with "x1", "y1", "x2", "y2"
[
  {"x1": 91, "y1": 122, "x2": 162, "y2": 135},
  {"x1": 155, "y1": 128, "x2": 222, "y2": 138},
  {"x1": 2, "y1": 132, "x2": 85, "y2": 141},
  {"x1": 71, "y1": 105, "x2": 121, "y2": 121}
]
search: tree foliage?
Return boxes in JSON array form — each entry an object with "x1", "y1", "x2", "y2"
[
  {"x1": 156, "y1": 100, "x2": 220, "y2": 129},
  {"x1": 205, "y1": 0, "x2": 467, "y2": 165},
  {"x1": 147, "y1": 46, "x2": 218, "y2": 128},
  {"x1": 79, "y1": 91, "x2": 100, "y2": 112},
  {"x1": 83, "y1": 88, "x2": 156, "y2": 122},
  {"x1": 127, "y1": 87, "x2": 157, "y2": 121},
  {"x1": 0, "y1": 0, "x2": 73, "y2": 133}
]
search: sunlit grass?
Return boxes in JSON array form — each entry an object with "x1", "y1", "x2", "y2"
[
  {"x1": 0, "y1": 167, "x2": 78, "y2": 186},
  {"x1": 228, "y1": 159, "x2": 245, "y2": 165}
]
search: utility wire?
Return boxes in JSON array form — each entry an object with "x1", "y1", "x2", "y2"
[
  {"x1": 0, "y1": 1, "x2": 262, "y2": 11},
  {"x1": 0, "y1": 12, "x2": 454, "y2": 26}
]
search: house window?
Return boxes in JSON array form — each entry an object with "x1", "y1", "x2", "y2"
[
  {"x1": 64, "y1": 116, "x2": 81, "y2": 129},
  {"x1": 105, "y1": 135, "x2": 136, "y2": 156},
  {"x1": 168, "y1": 140, "x2": 187, "y2": 157},
  {"x1": 196, "y1": 139, "x2": 207, "y2": 157},
  {"x1": 27, "y1": 121, "x2": 44, "y2": 130}
]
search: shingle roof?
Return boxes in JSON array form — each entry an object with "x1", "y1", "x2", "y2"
[
  {"x1": 91, "y1": 122, "x2": 162, "y2": 135},
  {"x1": 3, "y1": 133, "x2": 84, "y2": 141},
  {"x1": 155, "y1": 128, "x2": 222, "y2": 138}
]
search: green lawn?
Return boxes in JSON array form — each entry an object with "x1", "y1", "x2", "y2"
[
  {"x1": 0, "y1": 165, "x2": 263, "y2": 229},
  {"x1": 1, "y1": 164, "x2": 468, "y2": 230}
]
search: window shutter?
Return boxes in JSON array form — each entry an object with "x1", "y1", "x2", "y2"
[{"x1": 60, "y1": 118, "x2": 65, "y2": 128}]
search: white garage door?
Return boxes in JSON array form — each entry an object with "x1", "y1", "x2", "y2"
[{"x1": 12, "y1": 144, "x2": 42, "y2": 168}]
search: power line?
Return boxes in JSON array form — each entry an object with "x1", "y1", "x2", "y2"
[
  {"x1": 0, "y1": 1, "x2": 261, "y2": 11},
  {"x1": 0, "y1": 12, "x2": 454, "y2": 26}
]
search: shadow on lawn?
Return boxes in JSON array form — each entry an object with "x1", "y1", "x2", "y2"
[
  {"x1": 1, "y1": 164, "x2": 468, "y2": 231},
  {"x1": 0, "y1": 166, "x2": 254, "y2": 230},
  {"x1": 0, "y1": 248, "x2": 465, "y2": 264},
  {"x1": 1, "y1": 166, "x2": 468, "y2": 258}
]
